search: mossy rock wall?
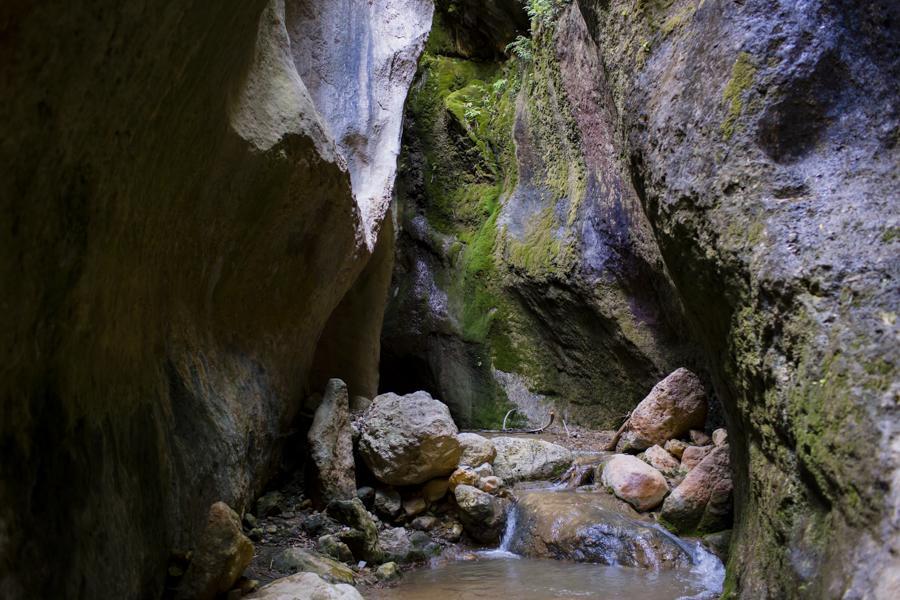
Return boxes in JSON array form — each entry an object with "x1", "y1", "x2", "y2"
[
  {"x1": 382, "y1": 0, "x2": 696, "y2": 429},
  {"x1": 573, "y1": 0, "x2": 900, "y2": 596}
]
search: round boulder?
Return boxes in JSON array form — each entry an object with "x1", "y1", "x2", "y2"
[
  {"x1": 601, "y1": 454, "x2": 669, "y2": 511},
  {"x1": 617, "y1": 368, "x2": 708, "y2": 453},
  {"x1": 358, "y1": 391, "x2": 461, "y2": 486}
]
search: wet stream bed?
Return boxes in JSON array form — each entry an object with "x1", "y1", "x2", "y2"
[{"x1": 366, "y1": 551, "x2": 721, "y2": 599}]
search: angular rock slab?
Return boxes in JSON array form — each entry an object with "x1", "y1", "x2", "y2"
[
  {"x1": 491, "y1": 436, "x2": 573, "y2": 483},
  {"x1": 617, "y1": 368, "x2": 708, "y2": 453},
  {"x1": 358, "y1": 391, "x2": 461, "y2": 485},
  {"x1": 508, "y1": 490, "x2": 692, "y2": 569},
  {"x1": 308, "y1": 379, "x2": 356, "y2": 504}
]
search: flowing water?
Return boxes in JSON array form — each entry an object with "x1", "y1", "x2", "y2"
[{"x1": 368, "y1": 498, "x2": 725, "y2": 600}]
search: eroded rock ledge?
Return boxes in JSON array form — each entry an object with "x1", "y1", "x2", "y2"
[{"x1": 0, "y1": 0, "x2": 431, "y2": 597}]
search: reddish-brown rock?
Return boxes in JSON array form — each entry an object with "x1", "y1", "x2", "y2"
[{"x1": 616, "y1": 369, "x2": 708, "y2": 453}]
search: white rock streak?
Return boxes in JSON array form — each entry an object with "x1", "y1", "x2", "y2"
[{"x1": 288, "y1": 0, "x2": 434, "y2": 249}]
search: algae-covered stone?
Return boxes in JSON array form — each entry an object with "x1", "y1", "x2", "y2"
[
  {"x1": 270, "y1": 548, "x2": 355, "y2": 584},
  {"x1": 358, "y1": 391, "x2": 461, "y2": 485}
]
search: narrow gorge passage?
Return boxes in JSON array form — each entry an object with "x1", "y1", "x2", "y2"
[{"x1": 1, "y1": 1, "x2": 897, "y2": 600}]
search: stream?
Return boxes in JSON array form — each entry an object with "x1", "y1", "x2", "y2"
[{"x1": 369, "y1": 485, "x2": 725, "y2": 600}]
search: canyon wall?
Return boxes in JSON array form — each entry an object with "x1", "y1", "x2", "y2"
[
  {"x1": 382, "y1": 0, "x2": 696, "y2": 428},
  {"x1": 0, "y1": 0, "x2": 431, "y2": 597},
  {"x1": 387, "y1": 0, "x2": 898, "y2": 596}
]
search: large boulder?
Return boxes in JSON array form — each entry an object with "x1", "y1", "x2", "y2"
[
  {"x1": 308, "y1": 379, "x2": 356, "y2": 504},
  {"x1": 616, "y1": 368, "x2": 708, "y2": 453},
  {"x1": 453, "y1": 484, "x2": 510, "y2": 544},
  {"x1": 175, "y1": 502, "x2": 254, "y2": 600},
  {"x1": 661, "y1": 445, "x2": 733, "y2": 534},
  {"x1": 682, "y1": 445, "x2": 713, "y2": 470},
  {"x1": 246, "y1": 572, "x2": 363, "y2": 600},
  {"x1": 601, "y1": 455, "x2": 669, "y2": 511},
  {"x1": 457, "y1": 433, "x2": 497, "y2": 466},
  {"x1": 491, "y1": 437, "x2": 573, "y2": 483},
  {"x1": 358, "y1": 391, "x2": 461, "y2": 485},
  {"x1": 508, "y1": 490, "x2": 693, "y2": 569}
]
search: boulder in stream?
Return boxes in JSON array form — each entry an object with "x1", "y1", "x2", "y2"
[
  {"x1": 601, "y1": 454, "x2": 669, "y2": 511},
  {"x1": 491, "y1": 437, "x2": 573, "y2": 483},
  {"x1": 358, "y1": 391, "x2": 461, "y2": 485},
  {"x1": 616, "y1": 368, "x2": 707, "y2": 453},
  {"x1": 508, "y1": 490, "x2": 693, "y2": 569}
]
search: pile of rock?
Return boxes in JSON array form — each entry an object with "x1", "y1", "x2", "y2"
[{"x1": 595, "y1": 368, "x2": 733, "y2": 538}]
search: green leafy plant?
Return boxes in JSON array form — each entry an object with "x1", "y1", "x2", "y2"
[{"x1": 505, "y1": 35, "x2": 533, "y2": 61}]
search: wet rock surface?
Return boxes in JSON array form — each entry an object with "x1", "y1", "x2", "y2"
[{"x1": 509, "y1": 490, "x2": 691, "y2": 569}]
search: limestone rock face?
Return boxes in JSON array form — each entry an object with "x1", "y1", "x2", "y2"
[
  {"x1": 0, "y1": 0, "x2": 432, "y2": 598},
  {"x1": 457, "y1": 433, "x2": 497, "y2": 466},
  {"x1": 308, "y1": 379, "x2": 356, "y2": 504},
  {"x1": 616, "y1": 368, "x2": 708, "y2": 453},
  {"x1": 601, "y1": 455, "x2": 669, "y2": 512},
  {"x1": 175, "y1": 502, "x2": 254, "y2": 600},
  {"x1": 246, "y1": 572, "x2": 363, "y2": 600},
  {"x1": 661, "y1": 445, "x2": 733, "y2": 535},
  {"x1": 567, "y1": 0, "x2": 899, "y2": 593},
  {"x1": 491, "y1": 437, "x2": 573, "y2": 483},
  {"x1": 509, "y1": 490, "x2": 692, "y2": 569},
  {"x1": 453, "y1": 485, "x2": 509, "y2": 544},
  {"x1": 358, "y1": 391, "x2": 461, "y2": 485}
]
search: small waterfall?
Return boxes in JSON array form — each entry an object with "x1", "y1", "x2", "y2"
[
  {"x1": 498, "y1": 502, "x2": 519, "y2": 553},
  {"x1": 478, "y1": 502, "x2": 521, "y2": 559},
  {"x1": 650, "y1": 524, "x2": 725, "y2": 598}
]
